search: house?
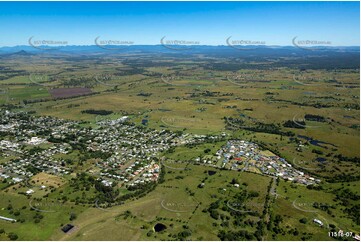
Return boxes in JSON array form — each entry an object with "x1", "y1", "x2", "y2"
[
  {"x1": 61, "y1": 224, "x2": 74, "y2": 233},
  {"x1": 28, "y1": 137, "x2": 46, "y2": 145},
  {"x1": 0, "y1": 216, "x2": 16, "y2": 222},
  {"x1": 101, "y1": 180, "x2": 113, "y2": 187},
  {"x1": 26, "y1": 189, "x2": 34, "y2": 195},
  {"x1": 313, "y1": 219, "x2": 323, "y2": 226},
  {"x1": 12, "y1": 177, "x2": 23, "y2": 183}
]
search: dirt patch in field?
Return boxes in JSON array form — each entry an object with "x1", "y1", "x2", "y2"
[{"x1": 30, "y1": 172, "x2": 66, "y2": 188}]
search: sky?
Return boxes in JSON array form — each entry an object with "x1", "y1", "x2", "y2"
[{"x1": 0, "y1": 1, "x2": 359, "y2": 47}]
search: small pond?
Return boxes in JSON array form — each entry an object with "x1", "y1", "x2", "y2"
[{"x1": 154, "y1": 223, "x2": 167, "y2": 232}]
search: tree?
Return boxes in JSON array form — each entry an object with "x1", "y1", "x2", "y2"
[
  {"x1": 299, "y1": 218, "x2": 307, "y2": 224},
  {"x1": 69, "y1": 213, "x2": 77, "y2": 221},
  {"x1": 178, "y1": 229, "x2": 192, "y2": 239},
  {"x1": 231, "y1": 178, "x2": 239, "y2": 185},
  {"x1": 146, "y1": 230, "x2": 153, "y2": 237},
  {"x1": 210, "y1": 209, "x2": 219, "y2": 220},
  {"x1": 8, "y1": 233, "x2": 18, "y2": 240}
]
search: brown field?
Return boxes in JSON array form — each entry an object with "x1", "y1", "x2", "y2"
[
  {"x1": 49, "y1": 88, "x2": 93, "y2": 98},
  {"x1": 30, "y1": 172, "x2": 66, "y2": 188}
]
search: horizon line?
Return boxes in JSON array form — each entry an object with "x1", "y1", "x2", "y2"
[{"x1": 0, "y1": 44, "x2": 359, "y2": 48}]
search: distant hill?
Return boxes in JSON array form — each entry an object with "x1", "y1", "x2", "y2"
[
  {"x1": 1, "y1": 49, "x2": 34, "y2": 57},
  {"x1": 11, "y1": 50, "x2": 32, "y2": 56}
]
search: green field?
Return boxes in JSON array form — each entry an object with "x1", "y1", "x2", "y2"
[{"x1": 0, "y1": 53, "x2": 359, "y2": 241}]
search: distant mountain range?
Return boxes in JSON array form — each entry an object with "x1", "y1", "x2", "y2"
[
  {"x1": 0, "y1": 45, "x2": 359, "y2": 55},
  {"x1": 0, "y1": 45, "x2": 358, "y2": 69}
]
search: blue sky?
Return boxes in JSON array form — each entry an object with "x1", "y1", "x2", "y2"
[{"x1": 0, "y1": 1, "x2": 359, "y2": 46}]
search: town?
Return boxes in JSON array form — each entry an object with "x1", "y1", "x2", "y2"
[
  {"x1": 0, "y1": 109, "x2": 320, "y2": 198},
  {"x1": 212, "y1": 140, "x2": 320, "y2": 186}
]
